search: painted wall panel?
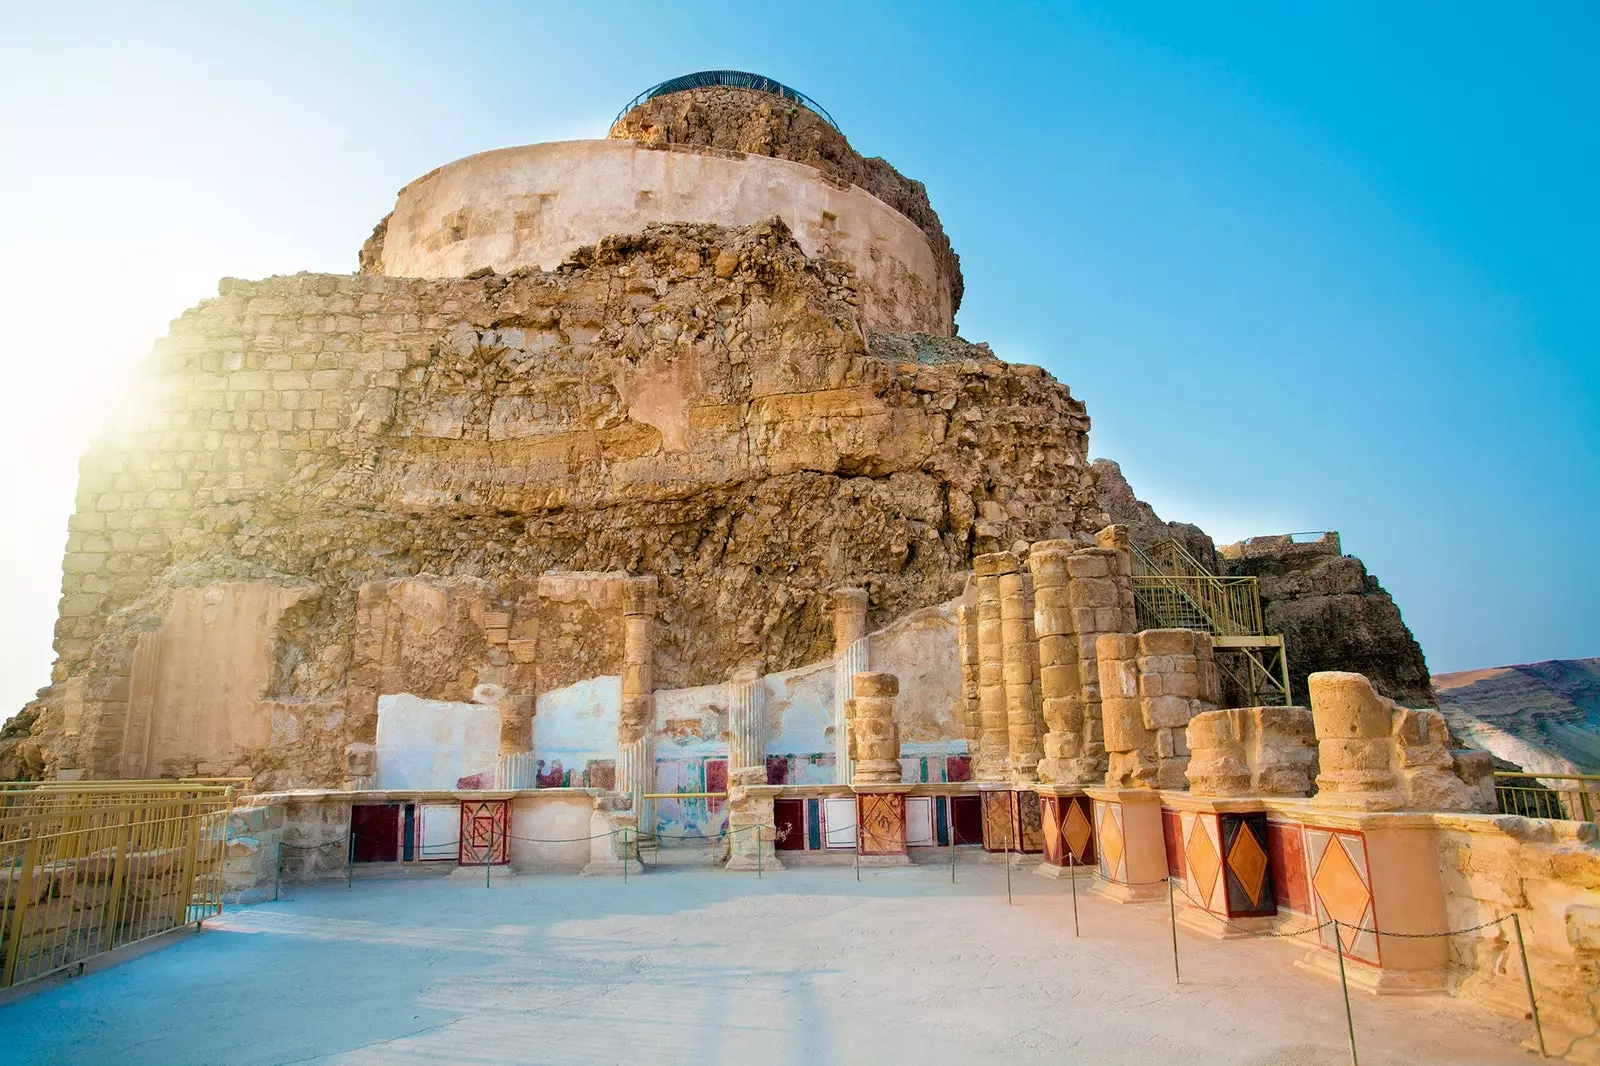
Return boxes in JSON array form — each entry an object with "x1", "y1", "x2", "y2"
[
  {"x1": 823, "y1": 797, "x2": 857, "y2": 849},
  {"x1": 418, "y1": 803, "x2": 460, "y2": 860},
  {"x1": 375, "y1": 694, "x2": 499, "y2": 791},
  {"x1": 534, "y1": 675, "x2": 621, "y2": 787},
  {"x1": 906, "y1": 796, "x2": 935, "y2": 846}
]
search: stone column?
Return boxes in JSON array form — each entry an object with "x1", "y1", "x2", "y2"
[
  {"x1": 1098, "y1": 633, "x2": 1155, "y2": 788},
  {"x1": 851, "y1": 672, "x2": 912, "y2": 863},
  {"x1": 616, "y1": 575, "x2": 658, "y2": 810},
  {"x1": 831, "y1": 587, "x2": 869, "y2": 785},
  {"x1": 973, "y1": 553, "x2": 1014, "y2": 782},
  {"x1": 494, "y1": 693, "x2": 535, "y2": 789},
  {"x1": 727, "y1": 661, "x2": 766, "y2": 780},
  {"x1": 1000, "y1": 566, "x2": 1043, "y2": 783},
  {"x1": 1028, "y1": 541, "x2": 1082, "y2": 784},
  {"x1": 957, "y1": 579, "x2": 982, "y2": 750},
  {"x1": 726, "y1": 766, "x2": 784, "y2": 871},
  {"x1": 1136, "y1": 629, "x2": 1216, "y2": 790},
  {"x1": 851, "y1": 673, "x2": 902, "y2": 784},
  {"x1": 1064, "y1": 542, "x2": 1131, "y2": 786}
]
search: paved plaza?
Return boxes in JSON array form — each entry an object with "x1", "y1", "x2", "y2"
[{"x1": 0, "y1": 861, "x2": 1531, "y2": 1065}]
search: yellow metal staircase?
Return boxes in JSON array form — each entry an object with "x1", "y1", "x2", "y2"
[{"x1": 1130, "y1": 540, "x2": 1292, "y2": 705}]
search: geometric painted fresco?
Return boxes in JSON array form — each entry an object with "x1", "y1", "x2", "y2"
[
  {"x1": 1220, "y1": 813, "x2": 1276, "y2": 918},
  {"x1": 1305, "y1": 827, "x2": 1380, "y2": 964},
  {"x1": 981, "y1": 790, "x2": 1016, "y2": 852},
  {"x1": 1061, "y1": 795, "x2": 1095, "y2": 865},
  {"x1": 1183, "y1": 812, "x2": 1223, "y2": 912},
  {"x1": 1096, "y1": 800, "x2": 1127, "y2": 883},
  {"x1": 857, "y1": 792, "x2": 908, "y2": 856},
  {"x1": 1266, "y1": 820, "x2": 1312, "y2": 914},
  {"x1": 458, "y1": 798, "x2": 509, "y2": 866},
  {"x1": 1041, "y1": 794, "x2": 1066, "y2": 865},
  {"x1": 1015, "y1": 790, "x2": 1045, "y2": 854},
  {"x1": 1161, "y1": 808, "x2": 1185, "y2": 879}
]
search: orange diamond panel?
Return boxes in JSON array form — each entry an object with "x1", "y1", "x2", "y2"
[
  {"x1": 1184, "y1": 818, "x2": 1221, "y2": 906},
  {"x1": 1227, "y1": 824, "x2": 1270, "y2": 908}
]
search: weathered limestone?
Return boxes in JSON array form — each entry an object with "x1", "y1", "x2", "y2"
[
  {"x1": 956, "y1": 583, "x2": 982, "y2": 748},
  {"x1": 616, "y1": 575, "x2": 658, "y2": 808},
  {"x1": 1098, "y1": 628, "x2": 1218, "y2": 790},
  {"x1": 850, "y1": 672, "x2": 903, "y2": 784},
  {"x1": 832, "y1": 587, "x2": 869, "y2": 784},
  {"x1": 1185, "y1": 706, "x2": 1317, "y2": 797},
  {"x1": 1028, "y1": 541, "x2": 1082, "y2": 783},
  {"x1": 581, "y1": 795, "x2": 642, "y2": 876},
  {"x1": 1309, "y1": 671, "x2": 1487, "y2": 812},
  {"x1": 972, "y1": 553, "x2": 1013, "y2": 782},
  {"x1": 725, "y1": 766, "x2": 783, "y2": 871},
  {"x1": 1000, "y1": 566, "x2": 1042, "y2": 783}
]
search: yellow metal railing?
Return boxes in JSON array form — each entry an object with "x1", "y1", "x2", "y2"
[
  {"x1": 1131, "y1": 540, "x2": 1264, "y2": 637},
  {"x1": 0, "y1": 782, "x2": 235, "y2": 987},
  {"x1": 1493, "y1": 772, "x2": 1600, "y2": 822}
]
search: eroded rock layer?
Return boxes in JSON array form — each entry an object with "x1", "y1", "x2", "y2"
[{"x1": 6, "y1": 219, "x2": 1099, "y2": 784}]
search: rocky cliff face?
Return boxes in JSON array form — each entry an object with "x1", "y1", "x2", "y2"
[
  {"x1": 607, "y1": 86, "x2": 963, "y2": 320},
  {"x1": 1092, "y1": 459, "x2": 1434, "y2": 706},
  {"x1": 4, "y1": 218, "x2": 1100, "y2": 783}
]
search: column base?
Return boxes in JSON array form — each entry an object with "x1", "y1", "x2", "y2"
[
  {"x1": 1295, "y1": 948, "x2": 1447, "y2": 995},
  {"x1": 1092, "y1": 877, "x2": 1168, "y2": 904},
  {"x1": 854, "y1": 853, "x2": 914, "y2": 867},
  {"x1": 725, "y1": 854, "x2": 785, "y2": 872},
  {"x1": 449, "y1": 865, "x2": 517, "y2": 883},
  {"x1": 1175, "y1": 907, "x2": 1277, "y2": 940},
  {"x1": 1033, "y1": 861, "x2": 1095, "y2": 881}
]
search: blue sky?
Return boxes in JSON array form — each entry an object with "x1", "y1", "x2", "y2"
[{"x1": 1, "y1": 1, "x2": 1595, "y2": 718}]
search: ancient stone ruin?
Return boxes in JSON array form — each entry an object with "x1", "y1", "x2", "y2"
[{"x1": 4, "y1": 70, "x2": 1599, "y2": 1052}]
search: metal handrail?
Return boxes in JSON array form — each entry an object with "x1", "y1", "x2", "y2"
[
  {"x1": 1492, "y1": 771, "x2": 1599, "y2": 822},
  {"x1": 612, "y1": 69, "x2": 841, "y2": 131}
]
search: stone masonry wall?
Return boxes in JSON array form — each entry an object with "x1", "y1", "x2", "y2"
[{"x1": 7, "y1": 218, "x2": 1103, "y2": 784}]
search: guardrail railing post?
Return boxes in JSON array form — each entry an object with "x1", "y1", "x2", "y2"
[
  {"x1": 101, "y1": 809, "x2": 134, "y2": 952},
  {"x1": 1068, "y1": 848, "x2": 1079, "y2": 938},
  {"x1": 1167, "y1": 877, "x2": 1179, "y2": 983},
  {"x1": 1334, "y1": 922, "x2": 1359, "y2": 1066},
  {"x1": 2, "y1": 831, "x2": 42, "y2": 987},
  {"x1": 1512, "y1": 914, "x2": 1547, "y2": 1058}
]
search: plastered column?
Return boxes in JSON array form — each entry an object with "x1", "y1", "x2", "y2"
[
  {"x1": 1028, "y1": 541, "x2": 1082, "y2": 784},
  {"x1": 616, "y1": 575, "x2": 658, "y2": 809},
  {"x1": 727, "y1": 661, "x2": 766, "y2": 780},
  {"x1": 973, "y1": 553, "x2": 1013, "y2": 782},
  {"x1": 832, "y1": 587, "x2": 869, "y2": 785},
  {"x1": 1000, "y1": 566, "x2": 1043, "y2": 783}
]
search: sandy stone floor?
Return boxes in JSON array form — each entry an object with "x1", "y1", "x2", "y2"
[{"x1": 0, "y1": 860, "x2": 1534, "y2": 1065}]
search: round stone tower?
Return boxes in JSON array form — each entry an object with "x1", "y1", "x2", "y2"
[{"x1": 363, "y1": 70, "x2": 962, "y2": 335}]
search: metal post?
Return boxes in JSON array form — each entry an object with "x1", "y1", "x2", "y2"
[
  {"x1": 622, "y1": 828, "x2": 629, "y2": 886},
  {"x1": 950, "y1": 822, "x2": 957, "y2": 884},
  {"x1": 1167, "y1": 877, "x2": 1180, "y2": 984},
  {"x1": 1335, "y1": 923, "x2": 1359, "y2": 1066},
  {"x1": 1069, "y1": 848, "x2": 1079, "y2": 938},
  {"x1": 346, "y1": 824, "x2": 354, "y2": 891},
  {"x1": 1512, "y1": 914, "x2": 1547, "y2": 1058},
  {"x1": 274, "y1": 841, "x2": 282, "y2": 902},
  {"x1": 1005, "y1": 835, "x2": 1013, "y2": 906},
  {"x1": 101, "y1": 809, "x2": 135, "y2": 952},
  {"x1": 3, "y1": 831, "x2": 43, "y2": 987},
  {"x1": 486, "y1": 819, "x2": 493, "y2": 889},
  {"x1": 855, "y1": 832, "x2": 861, "y2": 882}
]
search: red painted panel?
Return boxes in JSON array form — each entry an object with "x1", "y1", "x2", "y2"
[
  {"x1": 774, "y1": 798, "x2": 805, "y2": 851},
  {"x1": 765, "y1": 756, "x2": 789, "y2": 785},
  {"x1": 351, "y1": 804, "x2": 399, "y2": 863},
  {"x1": 704, "y1": 758, "x2": 728, "y2": 814},
  {"x1": 1267, "y1": 821, "x2": 1312, "y2": 914},
  {"x1": 1161, "y1": 808, "x2": 1185, "y2": 879},
  {"x1": 950, "y1": 795, "x2": 983, "y2": 847},
  {"x1": 945, "y1": 755, "x2": 972, "y2": 782}
]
